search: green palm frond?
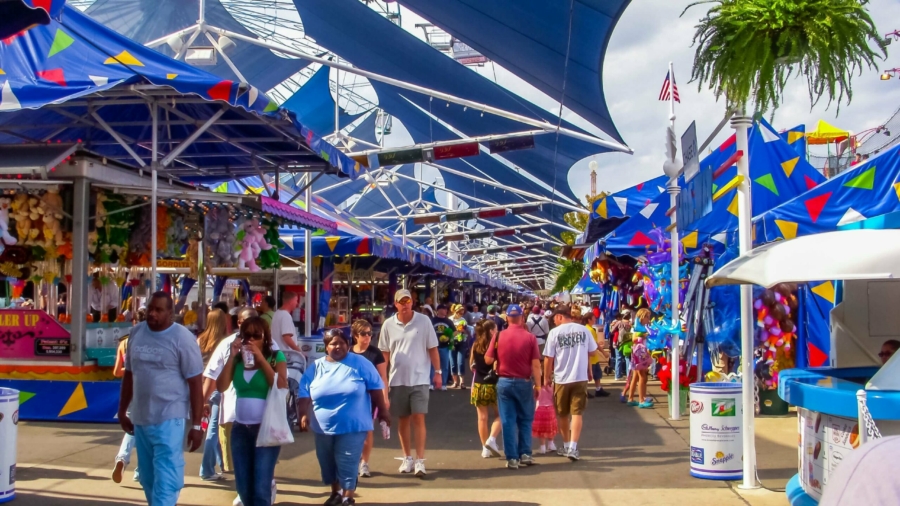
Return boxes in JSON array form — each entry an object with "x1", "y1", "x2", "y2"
[
  {"x1": 684, "y1": 0, "x2": 885, "y2": 113},
  {"x1": 551, "y1": 258, "x2": 585, "y2": 294}
]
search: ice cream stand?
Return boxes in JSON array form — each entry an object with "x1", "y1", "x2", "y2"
[{"x1": 707, "y1": 229, "x2": 900, "y2": 504}]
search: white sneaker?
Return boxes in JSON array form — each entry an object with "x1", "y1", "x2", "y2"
[
  {"x1": 547, "y1": 440, "x2": 557, "y2": 452},
  {"x1": 485, "y1": 438, "x2": 501, "y2": 457},
  {"x1": 441, "y1": 386, "x2": 447, "y2": 391},
  {"x1": 538, "y1": 445, "x2": 546, "y2": 455},
  {"x1": 481, "y1": 446, "x2": 492, "y2": 459},
  {"x1": 271, "y1": 479, "x2": 276, "y2": 505},
  {"x1": 414, "y1": 459, "x2": 426, "y2": 477},
  {"x1": 233, "y1": 496, "x2": 243, "y2": 506},
  {"x1": 111, "y1": 459, "x2": 125, "y2": 484},
  {"x1": 359, "y1": 460, "x2": 371, "y2": 478},
  {"x1": 399, "y1": 456, "x2": 415, "y2": 473}
]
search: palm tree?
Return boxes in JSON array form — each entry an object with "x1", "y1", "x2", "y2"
[{"x1": 684, "y1": 0, "x2": 885, "y2": 113}]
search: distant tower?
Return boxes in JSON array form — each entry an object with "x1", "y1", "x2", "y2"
[{"x1": 589, "y1": 160, "x2": 598, "y2": 199}]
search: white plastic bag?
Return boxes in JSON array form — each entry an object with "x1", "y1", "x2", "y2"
[{"x1": 256, "y1": 373, "x2": 295, "y2": 447}]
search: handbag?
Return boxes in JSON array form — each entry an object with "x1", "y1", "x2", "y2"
[
  {"x1": 481, "y1": 333, "x2": 500, "y2": 383},
  {"x1": 256, "y1": 372, "x2": 295, "y2": 447}
]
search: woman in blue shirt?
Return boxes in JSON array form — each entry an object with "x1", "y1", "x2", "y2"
[{"x1": 299, "y1": 329, "x2": 390, "y2": 506}]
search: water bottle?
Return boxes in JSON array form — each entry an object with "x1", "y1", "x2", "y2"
[
  {"x1": 380, "y1": 420, "x2": 390, "y2": 440},
  {"x1": 242, "y1": 346, "x2": 255, "y2": 368}
]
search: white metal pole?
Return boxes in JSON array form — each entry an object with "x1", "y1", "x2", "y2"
[
  {"x1": 668, "y1": 61, "x2": 682, "y2": 421},
  {"x1": 732, "y1": 115, "x2": 758, "y2": 489},
  {"x1": 151, "y1": 102, "x2": 158, "y2": 294},
  {"x1": 334, "y1": 58, "x2": 341, "y2": 138},
  {"x1": 304, "y1": 179, "x2": 313, "y2": 336}
]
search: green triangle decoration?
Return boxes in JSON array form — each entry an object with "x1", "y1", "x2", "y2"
[
  {"x1": 19, "y1": 391, "x2": 36, "y2": 404},
  {"x1": 712, "y1": 183, "x2": 719, "y2": 194},
  {"x1": 843, "y1": 166, "x2": 876, "y2": 190},
  {"x1": 48, "y1": 29, "x2": 75, "y2": 58},
  {"x1": 263, "y1": 100, "x2": 279, "y2": 113},
  {"x1": 754, "y1": 173, "x2": 779, "y2": 196}
]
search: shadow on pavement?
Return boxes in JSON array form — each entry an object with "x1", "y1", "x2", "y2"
[{"x1": 16, "y1": 466, "x2": 108, "y2": 483}]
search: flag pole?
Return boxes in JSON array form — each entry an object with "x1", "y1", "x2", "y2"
[{"x1": 667, "y1": 61, "x2": 682, "y2": 421}]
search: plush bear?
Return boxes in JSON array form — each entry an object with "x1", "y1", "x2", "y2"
[
  {"x1": 10, "y1": 193, "x2": 30, "y2": 244},
  {"x1": 40, "y1": 188, "x2": 65, "y2": 245},
  {"x1": 235, "y1": 219, "x2": 271, "y2": 272},
  {"x1": 0, "y1": 198, "x2": 17, "y2": 255}
]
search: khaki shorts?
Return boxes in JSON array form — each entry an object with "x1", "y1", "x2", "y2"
[
  {"x1": 554, "y1": 381, "x2": 588, "y2": 417},
  {"x1": 389, "y1": 385, "x2": 430, "y2": 417}
]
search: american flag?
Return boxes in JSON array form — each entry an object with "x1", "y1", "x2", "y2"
[{"x1": 659, "y1": 71, "x2": 680, "y2": 103}]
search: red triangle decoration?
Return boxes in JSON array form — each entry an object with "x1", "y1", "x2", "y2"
[
  {"x1": 36, "y1": 68, "x2": 66, "y2": 86},
  {"x1": 207, "y1": 80, "x2": 233, "y2": 102},
  {"x1": 804, "y1": 192, "x2": 832, "y2": 223},
  {"x1": 356, "y1": 237, "x2": 369, "y2": 255},
  {"x1": 636, "y1": 183, "x2": 645, "y2": 192},
  {"x1": 628, "y1": 231, "x2": 656, "y2": 247},
  {"x1": 804, "y1": 175, "x2": 818, "y2": 191},
  {"x1": 808, "y1": 343, "x2": 828, "y2": 367}
]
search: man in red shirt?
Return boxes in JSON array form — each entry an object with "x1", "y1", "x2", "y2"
[{"x1": 484, "y1": 304, "x2": 542, "y2": 469}]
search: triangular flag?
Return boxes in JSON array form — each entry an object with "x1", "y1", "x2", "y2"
[
  {"x1": 787, "y1": 131, "x2": 805, "y2": 144},
  {"x1": 681, "y1": 231, "x2": 698, "y2": 249},
  {"x1": 88, "y1": 75, "x2": 108, "y2": 86},
  {"x1": 613, "y1": 197, "x2": 628, "y2": 215},
  {"x1": 711, "y1": 232, "x2": 726, "y2": 244},
  {"x1": 48, "y1": 29, "x2": 74, "y2": 57},
  {"x1": 325, "y1": 236, "x2": 341, "y2": 252},
  {"x1": 754, "y1": 173, "x2": 779, "y2": 196},
  {"x1": 639, "y1": 202, "x2": 659, "y2": 219},
  {"x1": 58, "y1": 383, "x2": 88, "y2": 417},
  {"x1": 18, "y1": 391, "x2": 36, "y2": 404},
  {"x1": 804, "y1": 175, "x2": 818, "y2": 191},
  {"x1": 727, "y1": 195, "x2": 739, "y2": 217},
  {"x1": 775, "y1": 220, "x2": 798, "y2": 240},
  {"x1": 166, "y1": 73, "x2": 177, "y2": 79},
  {"x1": 208, "y1": 80, "x2": 233, "y2": 102},
  {"x1": 837, "y1": 208, "x2": 865, "y2": 226},
  {"x1": 595, "y1": 198, "x2": 608, "y2": 219},
  {"x1": 808, "y1": 343, "x2": 829, "y2": 367},
  {"x1": 894, "y1": 182, "x2": 900, "y2": 202},
  {"x1": 248, "y1": 86, "x2": 259, "y2": 106},
  {"x1": 280, "y1": 235, "x2": 294, "y2": 250},
  {"x1": 36, "y1": 68, "x2": 66, "y2": 86},
  {"x1": 811, "y1": 281, "x2": 835, "y2": 304},
  {"x1": 0, "y1": 69, "x2": 5, "y2": 74},
  {"x1": 781, "y1": 157, "x2": 799, "y2": 178},
  {"x1": 636, "y1": 183, "x2": 645, "y2": 192},
  {"x1": 804, "y1": 192, "x2": 832, "y2": 223},
  {"x1": 712, "y1": 183, "x2": 719, "y2": 194},
  {"x1": 760, "y1": 124, "x2": 780, "y2": 143},
  {"x1": 104, "y1": 50, "x2": 144, "y2": 66},
  {"x1": 264, "y1": 100, "x2": 279, "y2": 113},
  {"x1": 843, "y1": 166, "x2": 876, "y2": 190},
  {"x1": 628, "y1": 231, "x2": 656, "y2": 247},
  {"x1": 0, "y1": 81, "x2": 21, "y2": 111},
  {"x1": 657, "y1": 186, "x2": 665, "y2": 194},
  {"x1": 357, "y1": 237, "x2": 370, "y2": 255}
]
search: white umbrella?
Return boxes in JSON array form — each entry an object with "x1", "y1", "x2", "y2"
[{"x1": 706, "y1": 229, "x2": 900, "y2": 288}]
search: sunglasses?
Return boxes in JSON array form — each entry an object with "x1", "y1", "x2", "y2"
[
  {"x1": 878, "y1": 351, "x2": 894, "y2": 358},
  {"x1": 243, "y1": 332, "x2": 264, "y2": 341},
  {"x1": 397, "y1": 298, "x2": 412, "y2": 305},
  {"x1": 358, "y1": 331, "x2": 373, "y2": 336}
]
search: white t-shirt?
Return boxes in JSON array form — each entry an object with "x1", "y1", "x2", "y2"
[
  {"x1": 378, "y1": 311, "x2": 438, "y2": 387},
  {"x1": 204, "y1": 334, "x2": 239, "y2": 424},
  {"x1": 270, "y1": 309, "x2": 297, "y2": 351},
  {"x1": 543, "y1": 321, "x2": 598, "y2": 384}
]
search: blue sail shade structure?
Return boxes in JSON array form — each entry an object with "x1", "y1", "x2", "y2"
[
  {"x1": 83, "y1": 0, "x2": 310, "y2": 91},
  {"x1": 396, "y1": 0, "x2": 629, "y2": 143},
  {"x1": 2, "y1": 0, "x2": 66, "y2": 39},
  {"x1": 0, "y1": 6, "x2": 362, "y2": 180},
  {"x1": 291, "y1": 0, "x2": 623, "y2": 202},
  {"x1": 281, "y1": 65, "x2": 366, "y2": 136}
]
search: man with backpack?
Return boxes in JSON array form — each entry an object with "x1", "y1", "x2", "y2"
[{"x1": 526, "y1": 305, "x2": 550, "y2": 349}]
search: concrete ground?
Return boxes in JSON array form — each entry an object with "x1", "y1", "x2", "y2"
[{"x1": 11, "y1": 380, "x2": 795, "y2": 505}]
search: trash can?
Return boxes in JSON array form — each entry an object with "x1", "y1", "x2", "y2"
[
  {"x1": 0, "y1": 388, "x2": 18, "y2": 503},
  {"x1": 689, "y1": 382, "x2": 742, "y2": 480}
]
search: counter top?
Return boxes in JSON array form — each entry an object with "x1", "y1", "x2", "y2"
[{"x1": 779, "y1": 367, "x2": 900, "y2": 420}]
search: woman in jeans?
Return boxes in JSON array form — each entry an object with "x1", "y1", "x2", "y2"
[
  {"x1": 470, "y1": 320, "x2": 502, "y2": 458},
  {"x1": 216, "y1": 316, "x2": 287, "y2": 506},
  {"x1": 449, "y1": 304, "x2": 471, "y2": 389},
  {"x1": 111, "y1": 335, "x2": 138, "y2": 484},
  {"x1": 299, "y1": 329, "x2": 390, "y2": 506},
  {"x1": 348, "y1": 320, "x2": 389, "y2": 479},
  {"x1": 197, "y1": 308, "x2": 228, "y2": 481}
]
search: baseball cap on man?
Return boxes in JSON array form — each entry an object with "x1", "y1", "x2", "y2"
[
  {"x1": 394, "y1": 289, "x2": 412, "y2": 302},
  {"x1": 506, "y1": 304, "x2": 523, "y2": 317}
]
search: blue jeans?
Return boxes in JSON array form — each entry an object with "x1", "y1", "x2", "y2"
[
  {"x1": 134, "y1": 418, "x2": 186, "y2": 506},
  {"x1": 437, "y1": 347, "x2": 451, "y2": 386},
  {"x1": 496, "y1": 377, "x2": 535, "y2": 461},
  {"x1": 449, "y1": 348, "x2": 466, "y2": 376},
  {"x1": 615, "y1": 348, "x2": 627, "y2": 378},
  {"x1": 115, "y1": 432, "x2": 140, "y2": 480},
  {"x1": 200, "y1": 391, "x2": 223, "y2": 478},
  {"x1": 313, "y1": 431, "x2": 368, "y2": 492},
  {"x1": 231, "y1": 422, "x2": 281, "y2": 506}
]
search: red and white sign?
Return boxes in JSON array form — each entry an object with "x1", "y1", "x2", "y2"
[{"x1": 0, "y1": 310, "x2": 70, "y2": 360}]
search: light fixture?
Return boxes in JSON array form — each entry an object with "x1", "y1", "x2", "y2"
[
  {"x1": 882, "y1": 73, "x2": 892, "y2": 81},
  {"x1": 166, "y1": 34, "x2": 184, "y2": 53},
  {"x1": 217, "y1": 35, "x2": 236, "y2": 53}
]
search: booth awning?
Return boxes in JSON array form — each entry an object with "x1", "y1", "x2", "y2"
[{"x1": 806, "y1": 120, "x2": 850, "y2": 146}]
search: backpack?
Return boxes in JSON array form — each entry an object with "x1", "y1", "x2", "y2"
[
  {"x1": 527, "y1": 315, "x2": 544, "y2": 336},
  {"x1": 631, "y1": 342, "x2": 652, "y2": 371}
]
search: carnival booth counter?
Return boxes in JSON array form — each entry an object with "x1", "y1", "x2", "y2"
[{"x1": 707, "y1": 229, "x2": 900, "y2": 505}]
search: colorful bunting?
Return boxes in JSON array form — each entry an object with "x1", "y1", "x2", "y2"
[
  {"x1": 595, "y1": 198, "x2": 608, "y2": 219},
  {"x1": 804, "y1": 192, "x2": 832, "y2": 223},
  {"x1": 843, "y1": 166, "x2": 875, "y2": 190},
  {"x1": 207, "y1": 80, "x2": 233, "y2": 102},
  {"x1": 613, "y1": 196, "x2": 628, "y2": 215},
  {"x1": 88, "y1": 75, "x2": 108, "y2": 86},
  {"x1": 774, "y1": 219, "x2": 798, "y2": 240},
  {"x1": 781, "y1": 157, "x2": 799, "y2": 178},
  {"x1": 727, "y1": 194, "x2": 739, "y2": 217},
  {"x1": 58, "y1": 382, "x2": 88, "y2": 417},
  {"x1": 681, "y1": 230, "x2": 698, "y2": 249},
  {"x1": 836, "y1": 208, "x2": 865, "y2": 226},
  {"x1": 628, "y1": 231, "x2": 655, "y2": 247},
  {"x1": 36, "y1": 68, "x2": 65, "y2": 86},
  {"x1": 103, "y1": 50, "x2": 144, "y2": 66},
  {"x1": 325, "y1": 236, "x2": 341, "y2": 252},
  {"x1": 804, "y1": 175, "x2": 819, "y2": 191},
  {"x1": 48, "y1": 29, "x2": 73, "y2": 57},
  {"x1": 754, "y1": 173, "x2": 779, "y2": 196},
  {"x1": 639, "y1": 202, "x2": 658, "y2": 219},
  {"x1": 0, "y1": 81, "x2": 21, "y2": 111},
  {"x1": 811, "y1": 281, "x2": 835, "y2": 304}
]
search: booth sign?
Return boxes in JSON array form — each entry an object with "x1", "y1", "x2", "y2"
[{"x1": 0, "y1": 310, "x2": 70, "y2": 361}]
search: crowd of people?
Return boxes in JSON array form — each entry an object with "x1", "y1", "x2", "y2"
[{"x1": 112, "y1": 288, "x2": 618, "y2": 505}]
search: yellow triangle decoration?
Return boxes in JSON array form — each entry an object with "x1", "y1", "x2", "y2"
[
  {"x1": 58, "y1": 383, "x2": 88, "y2": 417},
  {"x1": 104, "y1": 51, "x2": 144, "y2": 67},
  {"x1": 811, "y1": 281, "x2": 835, "y2": 304},
  {"x1": 727, "y1": 195, "x2": 739, "y2": 217},
  {"x1": 680, "y1": 231, "x2": 698, "y2": 250},
  {"x1": 893, "y1": 182, "x2": 900, "y2": 202},
  {"x1": 325, "y1": 236, "x2": 341, "y2": 252},
  {"x1": 781, "y1": 157, "x2": 799, "y2": 178},
  {"x1": 166, "y1": 73, "x2": 177, "y2": 79},
  {"x1": 0, "y1": 69, "x2": 5, "y2": 75},
  {"x1": 787, "y1": 131, "x2": 804, "y2": 144},
  {"x1": 774, "y1": 220, "x2": 798, "y2": 240},
  {"x1": 596, "y1": 198, "x2": 608, "y2": 219}
]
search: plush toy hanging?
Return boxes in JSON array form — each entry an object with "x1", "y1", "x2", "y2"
[
  {"x1": 95, "y1": 192, "x2": 136, "y2": 264},
  {"x1": 233, "y1": 218, "x2": 272, "y2": 272},
  {"x1": 256, "y1": 220, "x2": 284, "y2": 270},
  {"x1": 127, "y1": 205, "x2": 153, "y2": 266},
  {"x1": 205, "y1": 207, "x2": 236, "y2": 268},
  {"x1": 753, "y1": 283, "x2": 798, "y2": 390}
]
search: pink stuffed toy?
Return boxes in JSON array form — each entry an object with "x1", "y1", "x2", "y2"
[{"x1": 236, "y1": 219, "x2": 272, "y2": 272}]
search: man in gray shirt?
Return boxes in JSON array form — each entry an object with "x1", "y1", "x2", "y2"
[
  {"x1": 379, "y1": 289, "x2": 440, "y2": 478},
  {"x1": 119, "y1": 292, "x2": 204, "y2": 506}
]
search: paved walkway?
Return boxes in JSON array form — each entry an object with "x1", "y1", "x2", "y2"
[{"x1": 12, "y1": 380, "x2": 794, "y2": 505}]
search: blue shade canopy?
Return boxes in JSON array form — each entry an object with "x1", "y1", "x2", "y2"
[
  {"x1": 281, "y1": 65, "x2": 365, "y2": 135},
  {"x1": 396, "y1": 0, "x2": 629, "y2": 143},
  {"x1": 571, "y1": 271, "x2": 602, "y2": 295},
  {"x1": 591, "y1": 175, "x2": 669, "y2": 221},
  {"x1": 0, "y1": 6, "x2": 361, "y2": 180},
  {"x1": 311, "y1": 112, "x2": 380, "y2": 205},
  {"x1": 292, "y1": 0, "x2": 618, "y2": 202},
  {"x1": 83, "y1": 0, "x2": 310, "y2": 91},
  {"x1": 2, "y1": 0, "x2": 66, "y2": 39}
]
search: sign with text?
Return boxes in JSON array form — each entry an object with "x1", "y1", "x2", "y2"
[
  {"x1": 681, "y1": 121, "x2": 699, "y2": 181},
  {"x1": 677, "y1": 161, "x2": 713, "y2": 232},
  {"x1": 0, "y1": 310, "x2": 70, "y2": 360}
]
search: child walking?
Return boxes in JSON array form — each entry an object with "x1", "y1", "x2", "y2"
[
  {"x1": 532, "y1": 385, "x2": 558, "y2": 454},
  {"x1": 625, "y1": 308, "x2": 654, "y2": 408}
]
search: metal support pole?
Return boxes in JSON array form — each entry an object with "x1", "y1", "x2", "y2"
[
  {"x1": 304, "y1": 179, "x2": 313, "y2": 336},
  {"x1": 151, "y1": 103, "x2": 158, "y2": 293},
  {"x1": 667, "y1": 60, "x2": 682, "y2": 421},
  {"x1": 70, "y1": 177, "x2": 90, "y2": 366},
  {"x1": 732, "y1": 115, "x2": 758, "y2": 489}
]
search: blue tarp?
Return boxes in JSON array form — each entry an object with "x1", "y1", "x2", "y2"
[
  {"x1": 281, "y1": 65, "x2": 365, "y2": 136},
  {"x1": 83, "y1": 0, "x2": 310, "y2": 91},
  {"x1": 571, "y1": 271, "x2": 602, "y2": 295},
  {"x1": 397, "y1": 0, "x2": 629, "y2": 143},
  {"x1": 0, "y1": 6, "x2": 362, "y2": 179},
  {"x1": 292, "y1": 0, "x2": 616, "y2": 202}
]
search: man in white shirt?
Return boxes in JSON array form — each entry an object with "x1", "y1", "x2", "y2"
[
  {"x1": 526, "y1": 305, "x2": 550, "y2": 347},
  {"x1": 270, "y1": 291, "x2": 301, "y2": 352},
  {"x1": 90, "y1": 272, "x2": 120, "y2": 322},
  {"x1": 543, "y1": 304, "x2": 601, "y2": 462},
  {"x1": 378, "y1": 289, "x2": 441, "y2": 477},
  {"x1": 422, "y1": 296, "x2": 436, "y2": 318}
]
